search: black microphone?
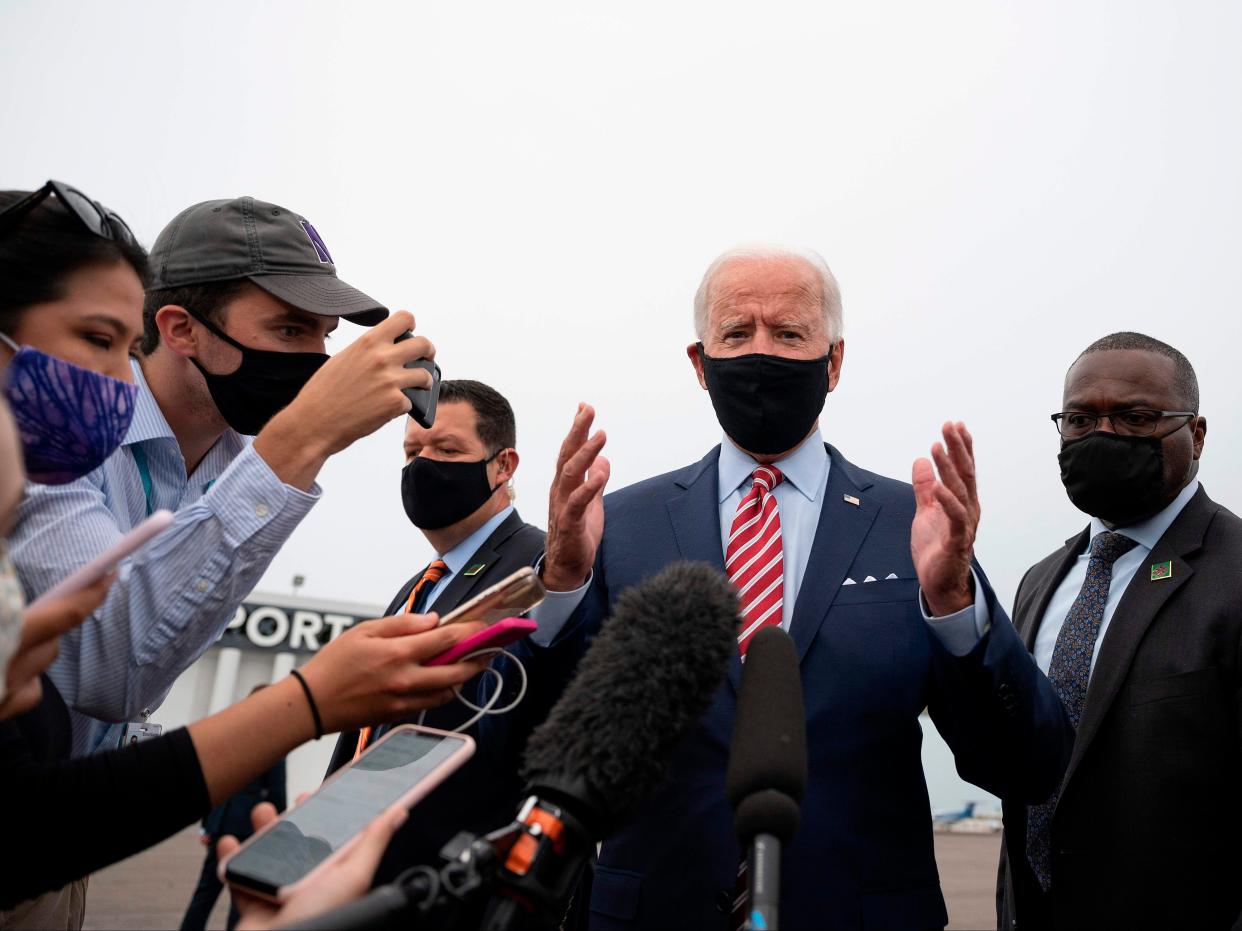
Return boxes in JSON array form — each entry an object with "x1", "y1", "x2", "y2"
[
  {"x1": 520, "y1": 560, "x2": 739, "y2": 832},
  {"x1": 292, "y1": 561, "x2": 738, "y2": 931},
  {"x1": 481, "y1": 561, "x2": 739, "y2": 929},
  {"x1": 725, "y1": 626, "x2": 807, "y2": 931}
]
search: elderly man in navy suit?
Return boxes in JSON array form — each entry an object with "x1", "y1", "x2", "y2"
[{"x1": 523, "y1": 246, "x2": 1072, "y2": 931}]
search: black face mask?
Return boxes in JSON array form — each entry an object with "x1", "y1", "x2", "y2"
[
  {"x1": 1058, "y1": 431, "x2": 1168, "y2": 525},
  {"x1": 187, "y1": 308, "x2": 328, "y2": 435},
  {"x1": 697, "y1": 343, "x2": 831, "y2": 456},
  {"x1": 401, "y1": 451, "x2": 502, "y2": 530}
]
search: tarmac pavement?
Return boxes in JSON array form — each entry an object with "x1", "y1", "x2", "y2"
[{"x1": 83, "y1": 827, "x2": 1002, "y2": 930}]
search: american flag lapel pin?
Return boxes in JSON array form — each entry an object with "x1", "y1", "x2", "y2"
[{"x1": 843, "y1": 494, "x2": 861, "y2": 506}]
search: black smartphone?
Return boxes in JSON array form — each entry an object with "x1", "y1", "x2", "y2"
[
  {"x1": 220, "y1": 725, "x2": 475, "y2": 901},
  {"x1": 394, "y1": 331, "x2": 441, "y2": 428}
]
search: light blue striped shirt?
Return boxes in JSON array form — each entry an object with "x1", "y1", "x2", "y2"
[{"x1": 9, "y1": 360, "x2": 320, "y2": 755}]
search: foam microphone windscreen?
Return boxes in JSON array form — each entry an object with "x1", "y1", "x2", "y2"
[
  {"x1": 520, "y1": 561, "x2": 738, "y2": 836},
  {"x1": 725, "y1": 625, "x2": 807, "y2": 811}
]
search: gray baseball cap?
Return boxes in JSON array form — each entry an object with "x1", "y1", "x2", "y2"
[{"x1": 146, "y1": 196, "x2": 388, "y2": 326}]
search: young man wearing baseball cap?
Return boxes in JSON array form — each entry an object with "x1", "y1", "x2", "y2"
[{"x1": 10, "y1": 196, "x2": 437, "y2": 756}]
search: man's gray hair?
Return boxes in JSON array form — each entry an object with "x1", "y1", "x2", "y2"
[{"x1": 692, "y1": 246, "x2": 844, "y2": 344}]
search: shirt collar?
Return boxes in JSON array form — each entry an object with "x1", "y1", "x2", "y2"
[
  {"x1": 717, "y1": 429, "x2": 829, "y2": 503},
  {"x1": 1089, "y1": 479, "x2": 1201, "y2": 551},
  {"x1": 123, "y1": 358, "x2": 248, "y2": 482},
  {"x1": 122, "y1": 359, "x2": 176, "y2": 446},
  {"x1": 438, "y1": 505, "x2": 515, "y2": 576}
]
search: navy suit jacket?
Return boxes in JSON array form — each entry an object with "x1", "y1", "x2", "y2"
[{"x1": 518, "y1": 445, "x2": 1071, "y2": 931}]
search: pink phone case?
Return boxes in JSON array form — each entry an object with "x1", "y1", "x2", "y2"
[
  {"x1": 219, "y1": 724, "x2": 475, "y2": 903},
  {"x1": 425, "y1": 617, "x2": 538, "y2": 666}
]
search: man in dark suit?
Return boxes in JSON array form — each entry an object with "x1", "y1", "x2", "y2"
[
  {"x1": 997, "y1": 332, "x2": 1241, "y2": 930},
  {"x1": 325, "y1": 379, "x2": 546, "y2": 882},
  {"x1": 524, "y1": 247, "x2": 1072, "y2": 930},
  {"x1": 181, "y1": 691, "x2": 286, "y2": 931}
]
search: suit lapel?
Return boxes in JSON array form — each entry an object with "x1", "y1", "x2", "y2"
[
  {"x1": 664, "y1": 449, "x2": 736, "y2": 683},
  {"x1": 787, "y1": 446, "x2": 878, "y2": 665},
  {"x1": 430, "y1": 510, "x2": 528, "y2": 611},
  {"x1": 664, "y1": 449, "x2": 726, "y2": 570},
  {"x1": 1061, "y1": 488, "x2": 1213, "y2": 792},
  {"x1": 1019, "y1": 530, "x2": 1089, "y2": 651}
]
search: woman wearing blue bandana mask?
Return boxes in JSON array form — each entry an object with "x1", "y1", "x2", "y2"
[{"x1": 0, "y1": 184, "x2": 149, "y2": 484}]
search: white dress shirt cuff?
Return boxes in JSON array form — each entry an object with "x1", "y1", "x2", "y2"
[
  {"x1": 919, "y1": 568, "x2": 991, "y2": 657},
  {"x1": 528, "y1": 556, "x2": 592, "y2": 647}
]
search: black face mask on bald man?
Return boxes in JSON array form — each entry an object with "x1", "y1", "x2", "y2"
[{"x1": 697, "y1": 343, "x2": 831, "y2": 456}]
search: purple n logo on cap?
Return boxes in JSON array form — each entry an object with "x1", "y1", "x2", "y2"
[{"x1": 299, "y1": 220, "x2": 333, "y2": 264}]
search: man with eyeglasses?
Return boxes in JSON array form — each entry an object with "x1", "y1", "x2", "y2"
[{"x1": 996, "y1": 331, "x2": 1241, "y2": 930}]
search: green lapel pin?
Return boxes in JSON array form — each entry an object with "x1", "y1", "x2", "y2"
[
  {"x1": 1150, "y1": 560, "x2": 1172, "y2": 581},
  {"x1": 463, "y1": 563, "x2": 487, "y2": 577}
]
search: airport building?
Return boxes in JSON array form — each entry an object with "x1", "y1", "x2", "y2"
[{"x1": 153, "y1": 590, "x2": 384, "y2": 799}]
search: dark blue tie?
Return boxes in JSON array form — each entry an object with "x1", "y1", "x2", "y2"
[{"x1": 1026, "y1": 530, "x2": 1138, "y2": 891}]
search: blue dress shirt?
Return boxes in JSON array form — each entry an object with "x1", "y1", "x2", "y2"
[
  {"x1": 9, "y1": 360, "x2": 321, "y2": 755},
  {"x1": 1032, "y1": 479, "x2": 1200, "y2": 677},
  {"x1": 421, "y1": 505, "x2": 516, "y2": 612}
]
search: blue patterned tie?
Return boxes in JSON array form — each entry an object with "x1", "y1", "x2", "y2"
[{"x1": 1026, "y1": 531, "x2": 1138, "y2": 891}]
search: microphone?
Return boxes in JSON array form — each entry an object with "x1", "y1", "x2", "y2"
[
  {"x1": 725, "y1": 626, "x2": 807, "y2": 931},
  {"x1": 520, "y1": 560, "x2": 739, "y2": 832},
  {"x1": 294, "y1": 561, "x2": 738, "y2": 931},
  {"x1": 483, "y1": 561, "x2": 740, "y2": 928}
]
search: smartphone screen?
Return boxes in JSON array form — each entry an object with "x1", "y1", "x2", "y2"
[{"x1": 224, "y1": 728, "x2": 471, "y2": 896}]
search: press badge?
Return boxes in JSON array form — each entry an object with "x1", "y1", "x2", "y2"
[{"x1": 119, "y1": 721, "x2": 163, "y2": 748}]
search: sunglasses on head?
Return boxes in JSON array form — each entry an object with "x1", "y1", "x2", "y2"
[{"x1": 0, "y1": 179, "x2": 137, "y2": 245}]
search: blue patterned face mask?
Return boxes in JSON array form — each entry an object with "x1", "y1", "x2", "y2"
[{"x1": 0, "y1": 333, "x2": 137, "y2": 484}]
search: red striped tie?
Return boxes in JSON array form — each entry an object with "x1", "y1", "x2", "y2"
[{"x1": 727, "y1": 466, "x2": 785, "y2": 657}]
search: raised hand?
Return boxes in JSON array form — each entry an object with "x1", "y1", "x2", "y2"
[
  {"x1": 542, "y1": 404, "x2": 610, "y2": 592},
  {"x1": 255, "y1": 310, "x2": 437, "y2": 489},
  {"x1": 911, "y1": 421, "x2": 980, "y2": 617}
]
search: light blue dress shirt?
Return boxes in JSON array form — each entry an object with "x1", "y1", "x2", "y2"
[
  {"x1": 1032, "y1": 479, "x2": 1199, "y2": 677},
  {"x1": 532, "y1": 430, "x2": 982, "y2": 648},
  {"x1": 9, "y1": 360, "x2": 321, "y2": 755},
  {"x1": 421, "y1": 506, "x2": 516, "y2": 612},
  {"x1": 716, "y1": 431, "x2": 830, "y2": 633}
]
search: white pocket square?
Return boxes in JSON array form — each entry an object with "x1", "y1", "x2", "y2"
[
  {"x1": 863, "y1": 575, "x2": 877, "y2": 583},
  {"x1": 842, "y1": 577, "x2": 857, "y2": 586},
  {"x1": 885, "y1": 572, "x2": 899, "y2": 580}
]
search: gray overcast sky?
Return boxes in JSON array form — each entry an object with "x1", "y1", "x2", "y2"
[{"x1": 2, "y1": 1, "x2": 1240, "y2": 610}]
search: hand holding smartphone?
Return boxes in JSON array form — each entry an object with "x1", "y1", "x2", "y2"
[
  {"x1": 394, "y1": 331, "x2": 440, "y2": 428},
  {"x1": 220, "y1": 725, "x2": 474, "y2": 902}
]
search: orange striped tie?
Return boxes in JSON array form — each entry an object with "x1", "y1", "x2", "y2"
[{"x1": 354, "y1": 559, "x2": 449, "y2": 759}]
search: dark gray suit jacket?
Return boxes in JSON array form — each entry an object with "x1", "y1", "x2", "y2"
[
  {"x1": 998, "y1": 485, "x2": 1242, "y2": 930},
  {"x1": 325, "y1": 509, "x2": 546, "y2": 883}
]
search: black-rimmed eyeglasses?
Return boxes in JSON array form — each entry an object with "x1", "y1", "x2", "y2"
[
  {"x1": 0, "y1": 180, "x2": 137, "y2": 245},
  {"x1": 1050, "y1": 409, "x2": 1196, "y2": 439}
]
